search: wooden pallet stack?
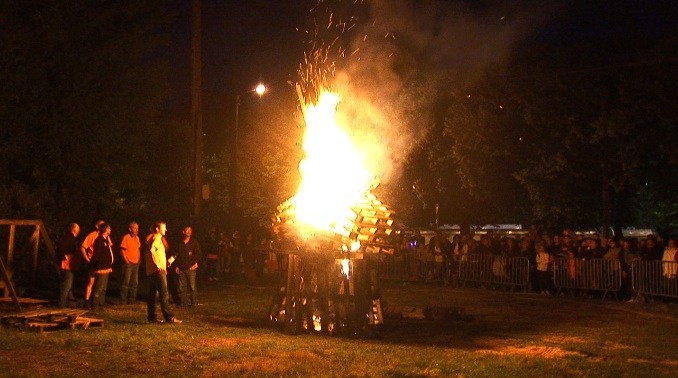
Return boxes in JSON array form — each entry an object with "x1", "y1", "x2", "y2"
[
  {"x1": 270, "y1": 188, "x2": 396, "y2": 335},
  {"x1": 273, "y1": 189, "x2": 396, "y2": 254},
  {"x1": 1, "y1": 309, "x2": 104, "y2": 332}
]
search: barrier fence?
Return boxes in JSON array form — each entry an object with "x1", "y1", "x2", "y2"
[
  {"x1": 552, "y1": 258, "x2": 622, "y2": 299},
  {"x1": 458, "y1": 254, "x2": 530, "y2": 291},
  {"x1": 376, "y1": 251, "x2": 677, "y2": 301},
  {"x1": 379, "y1": 253, "x2": 420, "y2": 282},
  {"x1": 632, "y1": 260, "x2": 678, "y2": 299},
  {"x1": 377, "y1": 253, "x2": 530, "y2": 290}
]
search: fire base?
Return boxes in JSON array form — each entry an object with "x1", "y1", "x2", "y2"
[{"x1": 268, "y1": 251, "x2": 383, "y2": 336}]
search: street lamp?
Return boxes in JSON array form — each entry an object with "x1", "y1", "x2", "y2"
[{"x1": 231, "y1": 83, "x2": 267, "y2": 229}]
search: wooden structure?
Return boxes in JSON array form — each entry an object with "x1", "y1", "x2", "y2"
[
  {"x1": 270, "y1": 188, "x2": 396, "y2": 336},
  {"x1": 268, "y1": 249, "x2": 384, "y2": 336},
  {"x1": 1, "y1": 309, "x2": 104, "y2": 332},
  {"x1": 0, "y1": 220, "x2": 57, "y2": 311}
]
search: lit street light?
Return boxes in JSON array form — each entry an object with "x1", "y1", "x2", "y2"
[{"x1": 231, "y1": 83, "x2": 267, "y2": 229}]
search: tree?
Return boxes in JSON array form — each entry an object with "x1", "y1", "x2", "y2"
[
  {"x1": 204, "y1": 90, "x2": 303, "y2": 229},
  {"x1": 0, "y1": 1, "x2": 173, "y2": 232},
  {"x1": 442, "y1": 36, "x2": 677, "y2": 232}
]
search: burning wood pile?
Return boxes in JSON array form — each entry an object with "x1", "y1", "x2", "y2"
[
  {"x1": 273, "y1": 191, "x2": 396, "y2": 254},
  {"x1": 268, "y1": 85, "x2": 397, "y2": 336}
]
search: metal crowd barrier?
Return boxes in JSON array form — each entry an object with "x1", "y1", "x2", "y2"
[
  {"x1": 377, "y1": 253, "x2": 531, "y2": 289},
  {"x1": 458, "y1": 254, "x2": 530, "y2": 291},
  {"x1": 552, "y1": 258, "x2": 622, "y2": 299},
  {"x1": 631, "y1": 260, "x2": 678, "y2": 299},
  {"x1": 378, "y1": 252, "x2": 432, "y2": 282},
  {"x1": 378, "y1": 252, "x2": 677, "y2": 302}
]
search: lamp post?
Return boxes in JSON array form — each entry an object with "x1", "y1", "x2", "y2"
[{"x1": 231, "y1": 83, "x2": 267, "y2": 229}]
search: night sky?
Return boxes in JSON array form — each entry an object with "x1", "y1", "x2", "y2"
[
  {"x1": 158, "y1": 0, "x2": 675, "y2": 226},
  {"x1": 164, "y1": 0, "x2": 676, "y2": 147}
]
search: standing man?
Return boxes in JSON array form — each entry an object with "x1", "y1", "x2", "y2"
[
  {"x1": 81, "y1": 220, "x2": 105, "y2": 261},
  {"x1": 119, "y1": 221, "x2": 141, "y2": 304},
  {"x1": 57, "y1": 223, "x2": 81, "y2": 308},
  {"x1": 174, "y1": 225, "x2": 202, "y2": 306},
  {"x1": 145, "y1": 221, "x2": 181, "y2": 324},
  {"x1": 89, "y1": 222, "x2": 114, "y2": 309},
  {"x1": 81, "y1": 220, "x2": 105, "y2": 305}
]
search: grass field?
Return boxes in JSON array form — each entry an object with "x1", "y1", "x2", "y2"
[{"x1": 1, "y1": 280, "x2": 677, "y2": 377}]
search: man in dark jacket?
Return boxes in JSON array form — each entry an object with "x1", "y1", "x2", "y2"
[
  {"x1": 57, "y1": 223, "x2": 81, "y2": 308},
  {"x1": 174, "y1": 225, "x2": 202, "y2": 306},
  {"x1": 89, "y1": 223, "x2": 114, "y2": 309}
]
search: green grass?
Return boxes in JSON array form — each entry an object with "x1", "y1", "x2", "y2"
[{"x1": 1, "y1": 281, "x2": 677, "y2": 377}]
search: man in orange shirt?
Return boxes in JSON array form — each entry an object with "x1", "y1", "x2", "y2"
[
  {"x1": 81, "y1": 220, "x2": 105, "y2": 305},
  {"x1": 119, "y1": 221, "x2": 141, "y2": 304},
  {"x1": 81, "y1": 220, "x2": 105, "y2": 261}
]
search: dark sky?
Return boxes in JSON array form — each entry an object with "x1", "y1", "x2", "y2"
[
  {"x1": 164, "y1": 0, "x2": 676, "y2": 152},
  {"x1": 167, "y1": 2, "x2": 308, "y2": 103},
  {"x1": 165, "y1": 0, "x2": 312, "y2": 153}
]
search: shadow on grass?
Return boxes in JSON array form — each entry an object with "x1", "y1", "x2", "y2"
[{"x1": 189, "y1": 283, "x2": 544, "y2": 350}]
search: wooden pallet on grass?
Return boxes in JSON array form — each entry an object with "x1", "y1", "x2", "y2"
[{"x1": 1, "y1": 309, "x2": 104, "y2": 332}]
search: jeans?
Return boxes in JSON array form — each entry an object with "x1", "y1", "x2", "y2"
[
  {"x1": 147, "y1": 270, "x2": 174, "y2": 321},
  {"x1": 178, "y1": 269, "x2": 198, "y2": 305},
  {"x1": 91, "y1": 272, "x2": 110, "y2": 308},
  {"x1": 120, "y1": 263, "x2": 139, "y2": 302},
  {"x1": 58, "y1": 269, "x2": 74, "y2": 308}
]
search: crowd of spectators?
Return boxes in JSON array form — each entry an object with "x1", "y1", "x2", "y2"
[
  {"x1": 391, "y1": 228, "x2": 678, "y2": 301},
  {"x1": 54, "y1": 219, "x2": 676, "y2": 309}
]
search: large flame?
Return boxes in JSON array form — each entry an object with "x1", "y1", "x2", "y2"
[{"x1": 290, "y1": 90, "x2": 375, "y2": 237}]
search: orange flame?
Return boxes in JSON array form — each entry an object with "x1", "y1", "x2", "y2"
[{"x1": 289, "y1": 89, "x2": 375, "y2": 238}]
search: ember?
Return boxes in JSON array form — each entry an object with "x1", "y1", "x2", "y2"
[{"x1": 268, "y1": 86, "x2": 396, "y2": 335}]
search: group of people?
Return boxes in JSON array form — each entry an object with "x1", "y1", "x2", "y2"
[
  {"x1": 201, "y1": 228, "x2": 277, "y2": 282},
  {"x1": 400, "y1": 228, "x2": 678, "y2": 299},
  {"x1": 56, "y1": 220, "x2": 203, "y2": 324}
]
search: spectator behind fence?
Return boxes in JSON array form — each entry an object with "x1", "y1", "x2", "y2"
[
  {"x1": 621, "y1": 238, "x2": 640, "y2": 301},
  {"x1": 535, "y1": 243, "x2": 552, "y2": 294},
  {"x1": 662, "y1": 237, "x2": 678, "y2": 279},
  {"x1": 428, "y1": 231, "x2": 451, "y2": 281},
  {"x1": 640, "y1": 236, "x2": 662, "y2": 261},
  {"x1": 203, "y1": 227, "x2": 219, "y2": 281}
]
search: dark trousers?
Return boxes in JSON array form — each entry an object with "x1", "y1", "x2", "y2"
[
  {"x1": 58, "y1": 269, "x2": 74, "y2": 308},
  {"x1": 91, "y1": 272, "x2": 110, "y2": 307},
  {"x1": 120, "y1": 263, "x2": 139, "y2": 303},
  {"x1": 147, "y1": 270, "x2": 174, "y2": 321},
  {"x1": 178, "y1": 269, "x2": 198, "y2": 305},
  {"x1": 537, "y1": 270, "x2": 551, "y2": 292}
]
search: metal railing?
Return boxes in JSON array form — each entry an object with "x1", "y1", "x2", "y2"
[
  {"x1": 377, "y1": 250, "x2": 677, "y2": 302},
  {"x1": 631, "y1": 260, "x2": 678, "y2": 299},
  {"x1": 378, "y1": 253, "x2": 419, "y2": 281},
  {"x1": 552, "y1": 258, "x2": 621, "y2": 299},
  {"x1": 458, "y1": 254, "x2": 531, "y2": 291}
]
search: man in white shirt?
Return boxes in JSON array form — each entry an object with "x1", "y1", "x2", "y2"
[{"x1": 144, "y1": 221, "x2": 181, "y2": 324}]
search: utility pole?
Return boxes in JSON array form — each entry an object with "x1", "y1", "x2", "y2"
[{"x1": 191, "y1": 0, "x2": 203, "y2": 219}]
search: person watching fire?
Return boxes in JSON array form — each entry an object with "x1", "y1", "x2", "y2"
[
  {"x1": 145, "y1": 221, "x2": 181, "y2": 324},
  {"x1": 174, "y1": 225, "x2": 201, "y2": 306},
  {"x1": 119, "y1": 221, "x2": 141, "y2": 304}
]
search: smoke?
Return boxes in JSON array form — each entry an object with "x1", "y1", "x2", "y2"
[{"x1": 328, "y1": 0, "x2": 549, "y2": 183}]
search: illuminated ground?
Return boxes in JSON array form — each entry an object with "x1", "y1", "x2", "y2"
[{"x1": 0, "y1": 280, "x2": 676, "y2": 376}]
